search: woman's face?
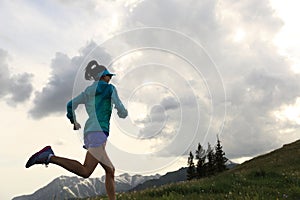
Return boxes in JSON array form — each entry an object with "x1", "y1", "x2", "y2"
[{"x1": 102, "y1": 75, "x2": 112, "y2": 83}]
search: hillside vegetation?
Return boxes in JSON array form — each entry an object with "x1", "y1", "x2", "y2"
[{"x1": 84, "y1": 139, "x2": 300, "y2": 200}]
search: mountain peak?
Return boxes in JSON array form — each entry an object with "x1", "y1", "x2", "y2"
[{"x1": 13, "y1": 173, "x2": 160, "y2": 200}]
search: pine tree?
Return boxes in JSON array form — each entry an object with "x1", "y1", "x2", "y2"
[
  {"x1": 187, "y1": 151, "x2": 195, "y2": 180},
  {"x1": 206, "y1": 143, "x2": 216, "y2": 176},
  {"x1": 195, "y1": 143, "x2": 206, "y2": 178},
  {"x1": 215, "y1": 136, "x2": 228, "y2": 173}
]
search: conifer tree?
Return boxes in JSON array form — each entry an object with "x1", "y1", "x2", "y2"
[
  {"x1": 195, "y1": 143, "x2": 206, "y2": 178},
  {"x1": 215, "y1": 136, "x2": 228, "y2": 173},
  {"x1": 187, "y1": 151, "x2": 195, "y2": 180},
  {"x1": 206, "y1": 143, "x2": 216, "y2": 176}
]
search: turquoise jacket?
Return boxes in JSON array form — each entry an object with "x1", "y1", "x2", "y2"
[{"x1": 66, "y1": 80, "x2": 127, "y2": 135}]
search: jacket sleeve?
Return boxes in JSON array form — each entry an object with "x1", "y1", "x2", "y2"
[
  {"x1": 111, "y1": 86, "x2": 128, "y2": 118},
  {"x1": 66, "y1": 92, "x2": 87, "y2": 123}
]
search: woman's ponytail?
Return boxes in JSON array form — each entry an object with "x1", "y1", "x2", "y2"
[
  {"x1": 85, "y1": 60, "x2": 106, "y2": 80},
  {"x1": 85, "y1": 60, "x2": 98, "y2": 80}
]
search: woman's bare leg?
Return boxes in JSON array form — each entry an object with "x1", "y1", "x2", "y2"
[
  {"x1": 100, "y1": 162, "x2": 115, "y2": 200},
  {"x1": 50, "y1": 145, "x2": 115, "y2": 199},
  {"x1": 49, "y1": 151, "x2": 99, "y2": 178},
  {"x1": 88, "y1": 144, "x2": 115, "y2": 200}
]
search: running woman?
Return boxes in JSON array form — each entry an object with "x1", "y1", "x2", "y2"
[{"x1": 25, "y1": 60, "x2": 128, "y2": 200}]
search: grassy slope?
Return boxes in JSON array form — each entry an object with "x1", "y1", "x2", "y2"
[{"x1": 85, "y1": 139, "x2": 300, "y2": 200}]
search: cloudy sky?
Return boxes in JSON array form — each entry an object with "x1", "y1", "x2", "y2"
[{"x1": 1, "y1": 0, "x2": 300, "y2": 199}]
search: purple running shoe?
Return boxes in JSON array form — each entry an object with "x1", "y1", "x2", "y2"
[{"x1": 25, "y1": 146, "x2": 54, "y2": 168}]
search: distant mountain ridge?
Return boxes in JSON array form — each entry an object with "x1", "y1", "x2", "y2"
[
  {"x1": 131, "y1": 160, "x2": 238, "y2": 191},
  {"x1": 132, "y1": 167, "x2": 187, "y2": 191},
  {"x1": 14, "y1": 161, "x2": 238, "y2": 199},
  {"x1": 12, "y1": 173, "x2": 160, "y2": 200}
]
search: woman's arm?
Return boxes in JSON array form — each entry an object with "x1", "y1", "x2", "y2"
[
  {"x1": 111, "y1": 86, "x2": 128, "y2": 118},
  {"x1": 66, "y1": 92, "x2": 87, "y2": 128}
]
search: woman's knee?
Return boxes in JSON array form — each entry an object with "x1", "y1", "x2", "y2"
[
  {"x1": 105, "y1": 166, "x2": 115, "y2": 178},
  {"x1": 81, "y1": 169, "x2": 93, "y2": 179}
]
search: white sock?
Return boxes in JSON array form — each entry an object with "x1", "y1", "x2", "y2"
[{"x1": 47, "y1": 154, "x2": 54, "y2": 163}]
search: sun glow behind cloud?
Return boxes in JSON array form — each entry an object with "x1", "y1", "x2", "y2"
[
  {"x1": 128, "y1": 101, "x2": 148, "y2": 128},
  {"x1": 233, "y1": 28, "x2": 246, "y2": 43},
  {"x1": 274, "y1": 97, "x2": 300, "y2": 125},
  {"x1": 271, "y1": 0, "x2": 300, "y2": 74}
]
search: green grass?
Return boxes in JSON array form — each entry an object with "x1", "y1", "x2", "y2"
[{"x1": 83, "y1": 140, "x2": 300, "y2": 200}]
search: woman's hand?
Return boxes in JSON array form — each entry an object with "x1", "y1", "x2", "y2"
[
  {"x1": 73, "y1": 122, "x2": 81, "y2": 130},
  {"x1": 117, "y1": 109, "x2": 128, "y2": 119}
]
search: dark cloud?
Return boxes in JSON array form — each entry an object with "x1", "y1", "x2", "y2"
[
  {"x1": 161, "y1": 96, "x2": 179, "y2": 110},
  {"x1": 137, "y1": 104, "x2": 167, "y2": 138},
  {"x1": 29, "y1": 41, "x2": 112, "y2": 119},
  {"x1": 29, "y1": 52, "x2": 76, "y2": 119},
  {"x1": 0, "y1": 49, "x2": 33, "y2": 105},
  {"x1": 8, "y1": 73, "x2": 34, "y2": 103}
]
